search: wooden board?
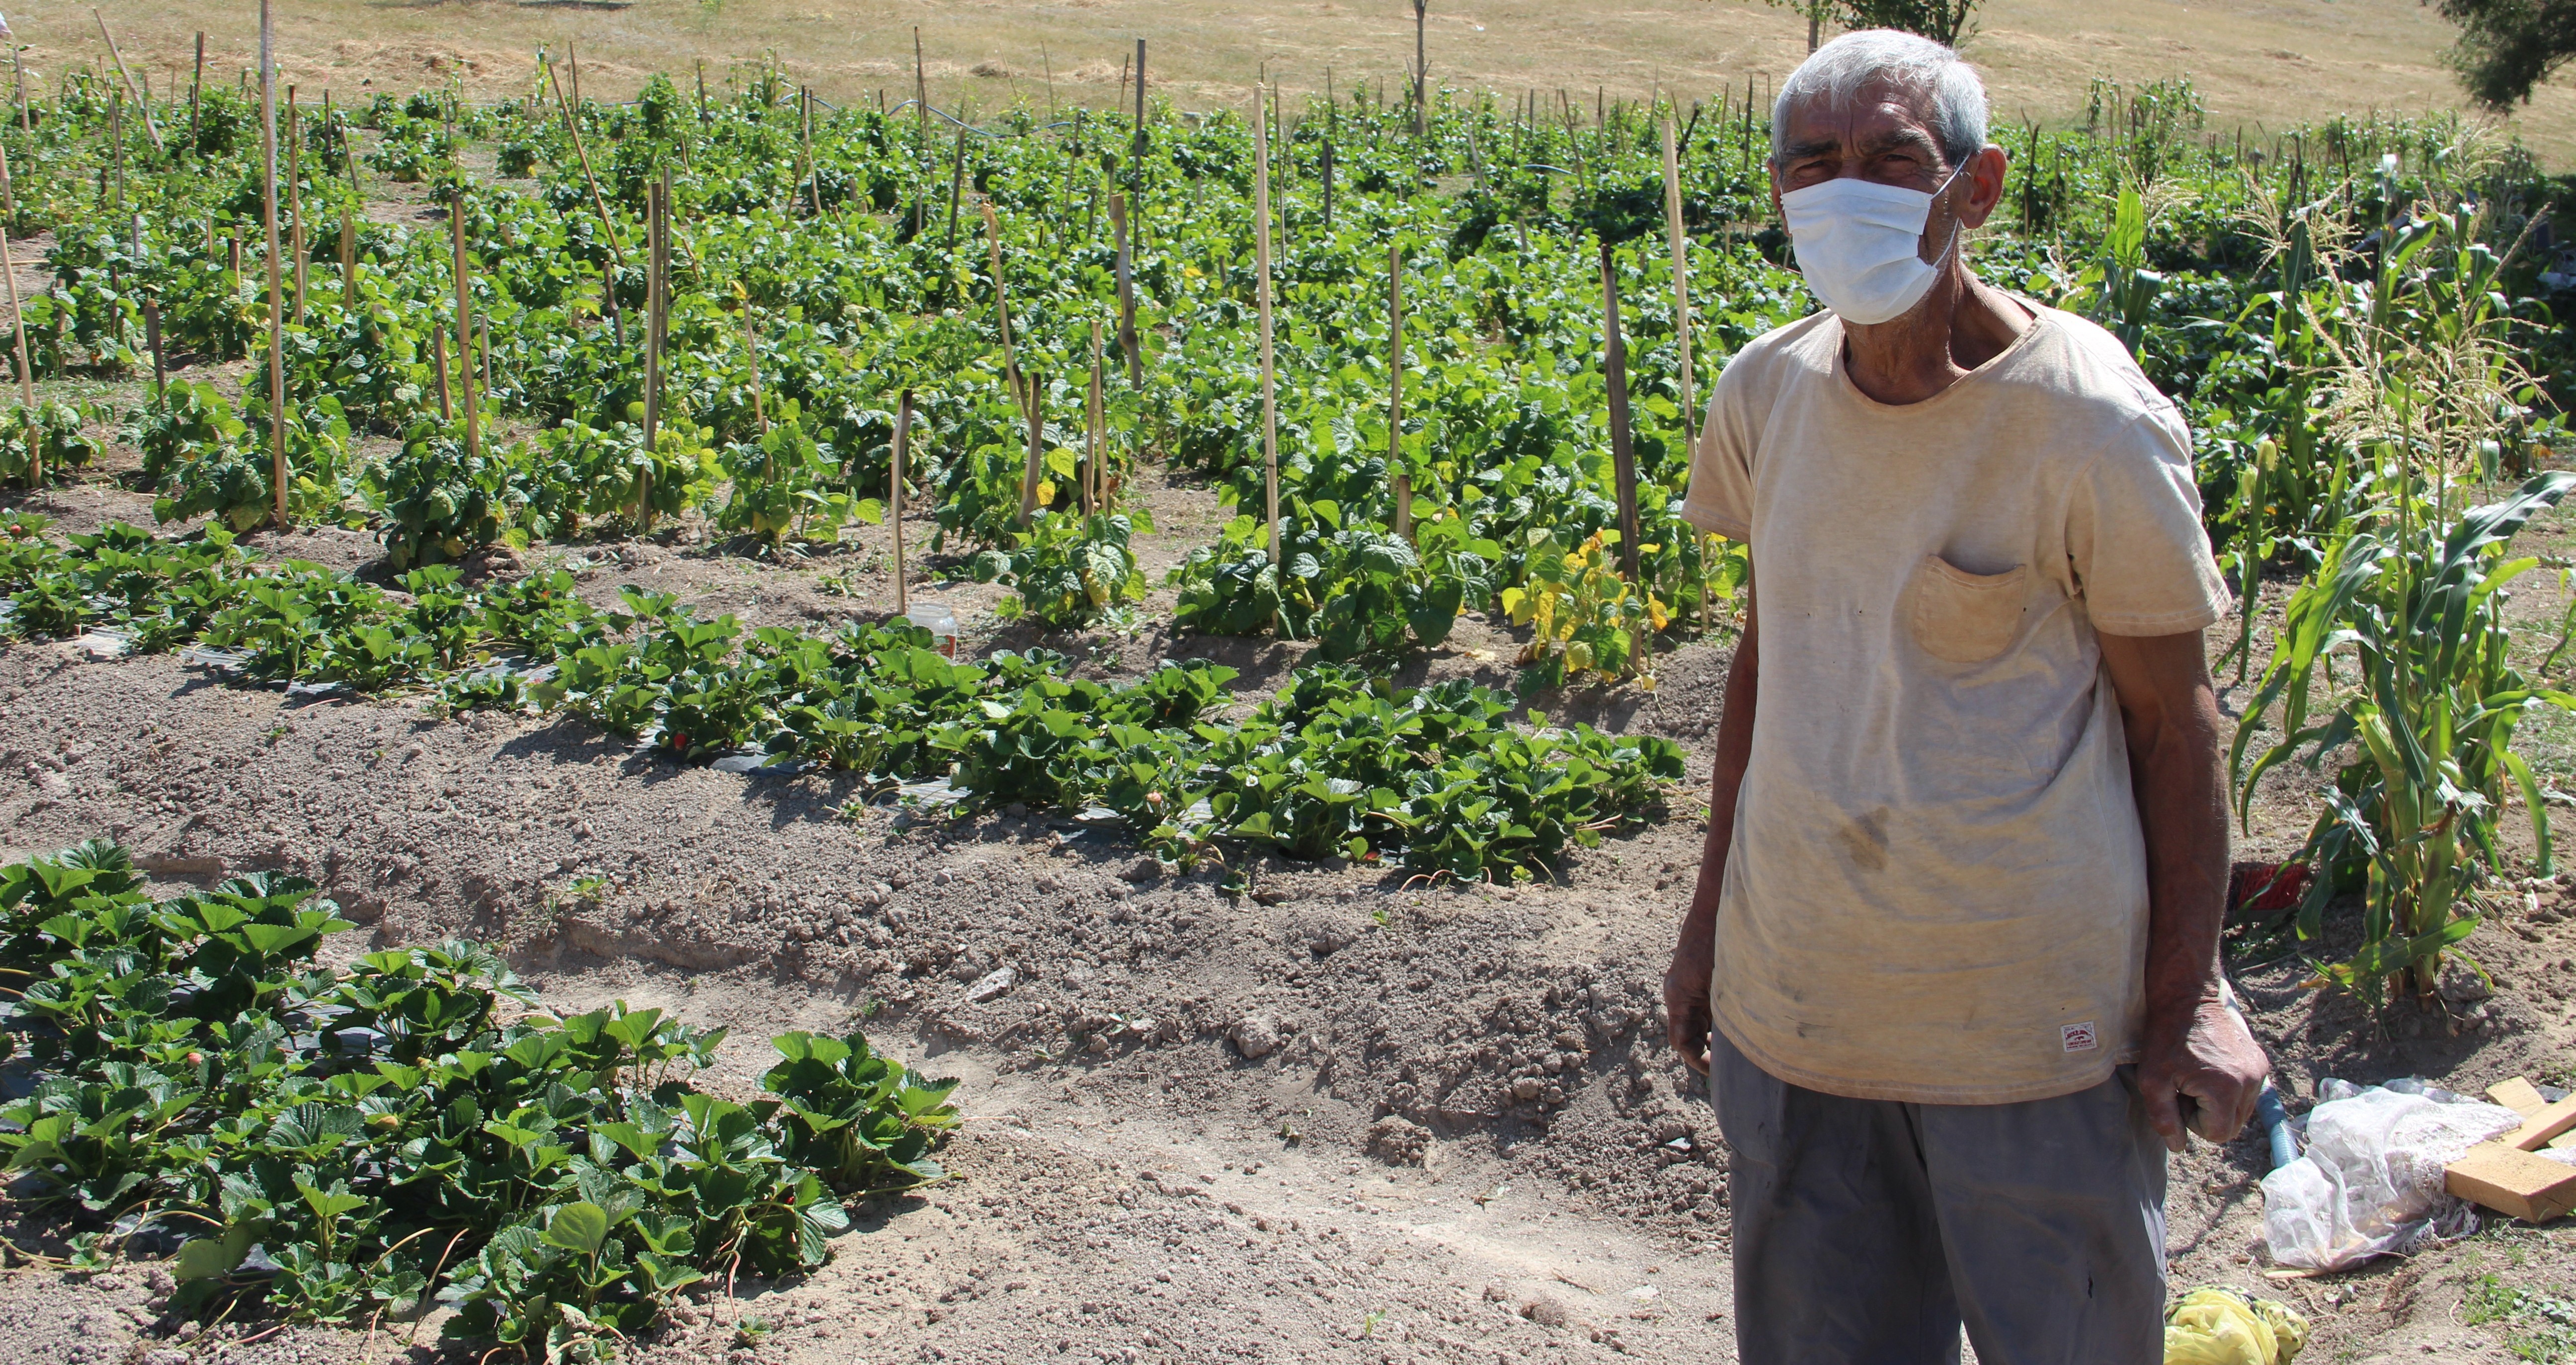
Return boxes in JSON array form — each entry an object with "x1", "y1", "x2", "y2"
[
  {"x1": 2488, "y1": 1077, "x2": 2547, "y2": 1117},
  {"x1": 2447, "y1": 1141, "x2": 2576, "y2": 1224},
  {"x1": 2504, "y1": 1096, "x2": 2576, "y2": 1152}
]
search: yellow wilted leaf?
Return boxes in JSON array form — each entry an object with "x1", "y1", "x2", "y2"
[{"x1": 1036, "y1": 480, "x2": 1056, "y2": 505}]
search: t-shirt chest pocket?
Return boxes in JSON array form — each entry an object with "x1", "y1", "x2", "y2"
[{"x1": 1908, "y1": 555, "x2": 2032, "y2": 664}]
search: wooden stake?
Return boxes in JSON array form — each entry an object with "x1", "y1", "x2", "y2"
[
  {"x1": 93, "y1": 8, "x2": 165, "y2": 153},
  {"x1": 14, "y1": 34, "x2": 30, "y2": 135},
  {"x1": 1253, "y1": 87, "x2": 1279, "y2": 567},
  {"x1": 913, "y1": 27, "x2": 930, "y2": 150},
  {"x1": 288, "y1": 87, "x2": 305, "y2": 323},
  {"x1": 892, "y1": 389, "x2": 911, "y2": 614},
  {"x1": 339, "y1": 206, "x2": 355, "y2": 306},
  {"x1": 0, "y1": 138, "x2": 32, "y2": 487},
  {"x1": 452, "y1": 195, "x2": 478, "y2": 460},
  {"x1": 1599, "y1": 241, "x2": 1640, "y2": 582},
  {"x1": 261, "y1": 0, "x2": 288, "y2": 528},
  {"x1": 1389, "y1": 241, "x2": 1409, "y2": 540},
  {"x1": 1111, "y1": 192, "x2": 1138, "y2": 388},
  {"x1": 1131, "y1": 39, "x2": 1147, "y2": 167},
  {"x1": 1659, "y1": 113, "x2": 1696, "y2": 451}
]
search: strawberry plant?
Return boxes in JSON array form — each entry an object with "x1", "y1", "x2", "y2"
[{"x1": 0, "y1": 837, "x2": 959, "y2": 1357}]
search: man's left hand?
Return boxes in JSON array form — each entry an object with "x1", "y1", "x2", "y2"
[{"x1": 2136, "y1": 995, "x2": 2269, "y2": 1152}]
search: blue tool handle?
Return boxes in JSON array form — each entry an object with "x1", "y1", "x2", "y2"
[{"x1": 2255, "y1": 1081, "x2": 2298, "y2": 1170}]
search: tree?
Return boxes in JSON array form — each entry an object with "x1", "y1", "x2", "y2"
[
  {"x1": 2435, "y1": 0, "x2": 2576, "y2": 107},
  {"x1": 1761, "y1": 0, "x2": 1980, "y2": 49},
  {"x1": 1835, "y1": 0, "x2": 1979, "y2": 46},
  {"x1": 1413, "y1": 0, "x2": 1430, "y2": 137}
]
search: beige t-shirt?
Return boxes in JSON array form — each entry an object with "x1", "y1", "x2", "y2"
[{"x1": 1677, "y1": 301, "x2": 2228, "y2": 1105}]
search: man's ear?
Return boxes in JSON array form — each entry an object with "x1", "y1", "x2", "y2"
[{"x1": 1957, "y1": 145, "x2": 2008, "y2": 231}]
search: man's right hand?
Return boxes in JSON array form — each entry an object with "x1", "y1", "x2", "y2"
[{"x1": 1664, "y1": 924, "x2": 1717, "y2": 1075}]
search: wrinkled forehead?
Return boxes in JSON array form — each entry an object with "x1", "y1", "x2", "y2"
[{"x1": 1774, "y1": 77, "x2": 1945, "y2": 159}]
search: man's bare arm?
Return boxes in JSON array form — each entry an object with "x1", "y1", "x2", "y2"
[
  {"x1": 1665, "y1": 583, "x2": 1758, "y2": 1076},
  {"x1": 2098, "y1": 629, "x2": 2267, "y2": 1150}
]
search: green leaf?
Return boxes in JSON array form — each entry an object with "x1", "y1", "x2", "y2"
[{"x1": 542, "y1": 1201, "x2": 612, "y2": 1258}]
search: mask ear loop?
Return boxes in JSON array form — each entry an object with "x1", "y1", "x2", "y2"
[{"x1": 1923, "y1": 159, "x2": 1971, "y2": 268}]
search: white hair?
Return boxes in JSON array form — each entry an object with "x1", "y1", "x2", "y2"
[{"x1": 1770, "y1": 30, "x2": 1991, "y2": 171}]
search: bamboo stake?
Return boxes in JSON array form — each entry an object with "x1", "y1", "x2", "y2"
[
  {"x1": 642, "y1": 177, "x2": 662, "y2": 459},
  {"x1": 551, "y1": 69, "x2": 624, "y2": 268},
  {"x1": 0, "y1": 138, "x2": 31, "y2": 488},
  {"x1": 432, "y1": 324, "x2": 451, "y2": 419},
  {"x1": 339, "y1": 205, "x2": 355, "y2": 306},
  {"x1": 288, "y1": 87, "x2": 305, "y2": 323},
  {"x1": 1599, "y1": 241, "x2": 1640, "y2": 582},
  {"x1": 124, "y1": 211, "x2": 161, "y2": 397},
  {"x1": 1659, "y1": 113, "x2": 1696, "y2": 451},
  {"x1": 892, "y1": 389, "x2": 911, "y2": 615},
  {"x1": 743, "y1": 305, "x2": 766, "y2": 434},
  {"x1": 1253, "y1": 86, "x2": 1279, "y2": 567},
  {"x1": 93, "y1": 9, "x2": 165, "y2": 153},
  {"x1": 981, "y1": 202, "x2": 1022, "y2": 401},
  {"x1": 913, "y1": 27, "x2": 929, "y2": 151},
  {"x1": 1389, "y1": 241, "x2": 1409, "y2": 540},
  {"x1": 452, "y1": 195, "x2": 478, "y2": 461},
  {"x1": 110, "y1": 87, "x2": 126, "y2": 211},
  {"x1": 1018, "y1": 373, "x2": 1045, "y2": 526},
  {"x1": 261, "y1": 0, "x2": 287, "y2": 528},
  {"x1": 1111, "y1": 192, "x2": 1137, "y2": 388},
  {"x1": 800, "y1": 86, "x2": 819, "y2": 216},
  {"x1": 1084, "y1": 319, "x2": 1104, "y2": 513}
]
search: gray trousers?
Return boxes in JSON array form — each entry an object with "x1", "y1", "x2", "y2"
[{"x1": 1708, "y1": 1028, "x2": 2168, "y2": 1365}]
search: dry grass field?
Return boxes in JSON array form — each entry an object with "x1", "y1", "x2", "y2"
[{"x1": 36, "y1": 0, "x2": 2576, "y2": 167}]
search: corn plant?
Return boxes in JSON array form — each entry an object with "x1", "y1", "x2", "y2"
[{"x1": 2232, "y1": 471, "x2": 2575, "y2": 1004}]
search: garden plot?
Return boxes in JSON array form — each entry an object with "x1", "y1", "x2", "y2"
[{"x1": 7, "y1": 514, "x2": 2576, "y2": 1363}]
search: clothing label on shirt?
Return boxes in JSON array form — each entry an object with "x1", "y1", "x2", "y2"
[{"x1": 2061, "y1": 1022, "x2": 2099, "y2": 1053}]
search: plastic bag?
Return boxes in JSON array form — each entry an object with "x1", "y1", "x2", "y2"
[
  {"x1": 2260, "y1": 1078, "x2": 2524, "y2": 1271},
  {"x1": 2163, "y1": 1286, "x2": 2311, "y2": 1365}
]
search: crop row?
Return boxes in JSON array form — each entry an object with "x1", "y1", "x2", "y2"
[{"x1": 0, "y1": 511, "x2": 1685, "y2": 882}]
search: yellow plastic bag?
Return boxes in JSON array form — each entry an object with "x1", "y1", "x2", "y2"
[{"x1": 2163, "y1": 1286, "x2": 2310, "y2": 1365}]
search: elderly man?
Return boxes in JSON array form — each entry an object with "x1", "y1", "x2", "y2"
[{"x1": 1662, "y1": 30, "x2": 2270, "y2": 1365}]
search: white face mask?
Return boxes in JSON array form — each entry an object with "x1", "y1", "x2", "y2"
[{"x1": 1779, "y1": 164, "x2": 1966, "y2": 325}]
